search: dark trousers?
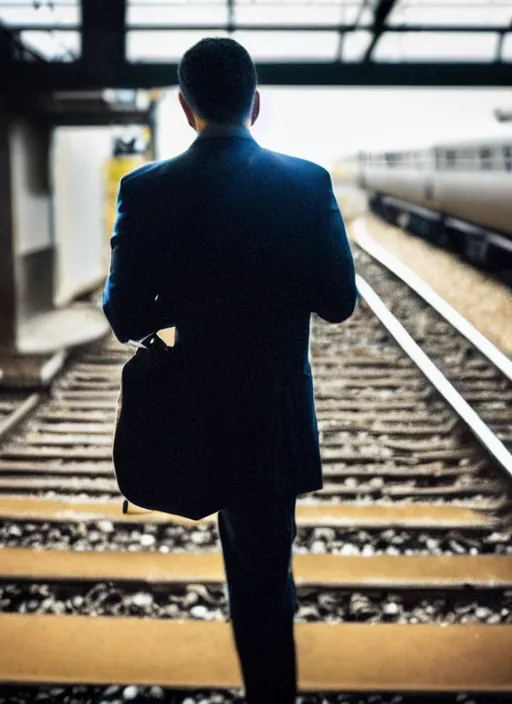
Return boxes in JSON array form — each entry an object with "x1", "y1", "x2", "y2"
[{"x1": 218, "y1": 495, "x2": 298, "y2": 704}]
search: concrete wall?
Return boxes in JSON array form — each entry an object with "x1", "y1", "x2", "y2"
[
  {"x1": 10, "y1": 119, "x2": 52, "y2": 256},
  {"x1": 0, "y1": 110, "x2": 124, "y2": 355},
  {"x1": 0, "y1": 99, "x2": 16, "y2": 351},
  {"x1": 52, "y1": 127, "x2": 114, "y2": 306},
  {"x1": 9, "y1": 115, "x2": 54, "y2": 334}
]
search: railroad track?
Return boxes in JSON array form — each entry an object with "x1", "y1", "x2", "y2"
[
  {"x1": 0, "y1": 392, "x2": 41, "y2": 446},
  {"x1": 352, "y1": 219, "x2": 512, "y2": 455},
  {"x1": 0, "y1": 257, "x2": 512, "y2": 702},
  {"x1": 0, "y1": 314, "x2": 507, "y2": 507}
]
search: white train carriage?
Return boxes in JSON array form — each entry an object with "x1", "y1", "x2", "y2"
[
  {"x1": 338, "y1": 139, "x2": 512, "y2": 266},
  {"x1": 433, "y1": 141, "x2": 512, "y2": 238}
]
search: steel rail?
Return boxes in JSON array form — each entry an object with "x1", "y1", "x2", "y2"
[
  {"x1": 0, "y1": 393, "x2": 41, "y2": 444},
  {"x1": 356, "y1": 275, "x2": 512, "y2": 482},
  {"x1": 353, "y1": 218, "x2": 512, "y2": 383}
]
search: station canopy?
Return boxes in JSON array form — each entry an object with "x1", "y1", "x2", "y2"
[{"x1": 0, "y1": 0, "x2": 511, "y2": 87}]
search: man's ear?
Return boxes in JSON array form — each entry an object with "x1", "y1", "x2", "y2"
[
  {"x1": 250, "y1": 90, "x2": 260, "y2": 126},
  {"x1": 178, "y1": 92, "x2": 196, "y2": 130}
]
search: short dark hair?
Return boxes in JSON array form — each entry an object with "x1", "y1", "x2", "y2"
[{"x1": 178, "y1": 38, "x2": 257, "y2": 125}]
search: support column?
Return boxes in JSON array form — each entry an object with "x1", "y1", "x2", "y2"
[
  {"x1": 0, "y1": 101, "x2": 109, "y2": 386},
  {"x1": 81, "y1": 0, "x2": 126, "y2": 84},
  {"x1": 0, "y1": 97, "x2": 16, "y2": 352},
  {"x1": 9, "y1": 110, "x2": 54, "y2": 327},
  {"x1": 0, "y1": 100, "x2": 64, "y2": 385}
]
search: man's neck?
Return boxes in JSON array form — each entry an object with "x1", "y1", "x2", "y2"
[{"x1": 195, "y1": 119, "x2": 251, "y2": 133}]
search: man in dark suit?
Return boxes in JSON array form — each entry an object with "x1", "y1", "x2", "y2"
[{"x1": 103, "y1": 37, "x2": 357, "y2": 704}]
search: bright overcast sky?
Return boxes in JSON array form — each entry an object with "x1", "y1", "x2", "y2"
[{"x1": 157, "y1": 87, "x2": 512, "y2": 169}]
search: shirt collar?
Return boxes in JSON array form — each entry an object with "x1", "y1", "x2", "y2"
[{"x1": 194, "y1": 124, "x2": 255, "y2": 142}]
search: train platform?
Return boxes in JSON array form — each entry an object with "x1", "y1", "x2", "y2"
[
  {"x1": 0, "y1": 303, "x2": 109, "y2": 388},
  {"x1": 17, "y1": 303, "x2": 109, "y2": 357}
]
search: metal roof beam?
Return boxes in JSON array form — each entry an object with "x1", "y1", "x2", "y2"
[
  {"x1": 0, "y1": 22, "x2": 46, "y2": 62},
  {"x1": 227, "y1": 0, "x2": 235, "y2": 32},
  {"x1": 81, "y1": 0, "x2": 126, "y2": 80},
  {"x1": 4, "y1": 60, "x2": 512, "y2": 90},
  {"x1": 363, "y1": 0, "x2": 397, "y2": 62},
  {"x1": 495, "y1": 32, "x2": 505, "y2": 62},
  {"x1": 337, "y1": 0, "x2": 372, "y2": 62}
]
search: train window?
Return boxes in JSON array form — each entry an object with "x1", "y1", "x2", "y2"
[
  {"x1": 445, "y1": 150, "x2": 456, "y2": 169},
  {"x1": 480, "y1": 148, "x2": 493, "y2": 170},
  {"x1": 504, "y1": 146, "x2": 512, "y2": 172},
  {"x1": 469, "y1": 150, "x2": 479, "y2": 170}
]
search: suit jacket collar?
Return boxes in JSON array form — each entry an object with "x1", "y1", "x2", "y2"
[{"x1": 194, "y1": 124, "x2": 255, "y2": 142}]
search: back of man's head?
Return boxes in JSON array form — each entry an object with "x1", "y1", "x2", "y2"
[{"x1": 178, "y1": 38, "x2": 257, "y2": 125}]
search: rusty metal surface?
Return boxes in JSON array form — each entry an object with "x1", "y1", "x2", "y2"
[
  {"x1": 0, "y1": 496, "x2": 492, "y2": 528},
  {"x1": 1, "y1": 548, "x2": 511, "y2": 589},
  {"x1": 1, "y1": 615, "x2": 512, "y2": 692}
]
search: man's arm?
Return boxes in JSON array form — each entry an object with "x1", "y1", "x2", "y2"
[
  {"x1": 103, "y1": 176, "x2": 161, "y2": 343},
  {"x1": 312, "y1": 171, "x2": 358, "y2": 323}
]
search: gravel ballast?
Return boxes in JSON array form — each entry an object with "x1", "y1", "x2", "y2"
[
  {"x1": 352, "y1": 212, "x2": 512, "y2": 357},
  {"x1": 1, "y1": 521, "x2": 510, "y2": 556},
  {"x1": 0, "y1": 686, "x2": 510, "y2": 704},
  {"x1": 1, "y1": 581, "x2": 511, "y2": 625}
]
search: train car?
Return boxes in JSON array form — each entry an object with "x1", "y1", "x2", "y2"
[{"x1": 338, "y1": 139, "x2": 512, "y2": 267}]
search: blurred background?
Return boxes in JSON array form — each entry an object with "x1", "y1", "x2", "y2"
[
  {"x1": 2, "y1": 6, "x2": 512, "y2": 701},
  {"x1": 0, "y1": 0, "x2": 511, "y2": 374}
]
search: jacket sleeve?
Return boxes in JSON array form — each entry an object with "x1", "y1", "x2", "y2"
[
  {"x1": 102, "y1": 176, "x2": 161, "y2": 343},
  {"x1": 312, "y1": 171, "x2": 358, "y2": 323}
]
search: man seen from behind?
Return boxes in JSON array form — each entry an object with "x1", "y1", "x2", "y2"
[{"x1": 103, "y1": 37, "x2": 358, "y2": 704}]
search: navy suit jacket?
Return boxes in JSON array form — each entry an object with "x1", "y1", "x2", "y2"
[{"x1": 103, "y1": 124, "x2": 357, "y2": 502}]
